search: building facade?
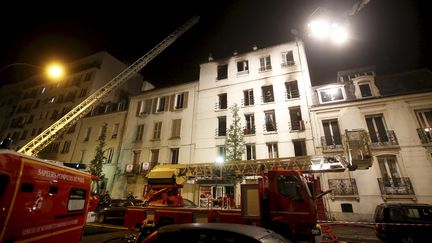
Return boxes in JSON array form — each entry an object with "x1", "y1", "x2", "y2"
[{"x1": 310, "y1": 67, "x2": 432, "y2": 221}]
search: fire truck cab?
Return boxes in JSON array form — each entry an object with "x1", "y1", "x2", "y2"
[{"x1": 0, "y1": 150, "x2": 91, "y2": 242}]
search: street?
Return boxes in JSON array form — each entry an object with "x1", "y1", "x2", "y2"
[{"x1": 83, "y1": 222, "x2": 385, "y2": 243}]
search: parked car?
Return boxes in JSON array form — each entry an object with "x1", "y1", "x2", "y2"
[
  {"x1": 140, "y1": 223, "x2": 291, "y2": 243},
  {"x1": 374, "y1": 203, "x2": 432, "y2": 242},
  {"x1": 98, "y1": 199, "x2": 143, "y2": 224}
]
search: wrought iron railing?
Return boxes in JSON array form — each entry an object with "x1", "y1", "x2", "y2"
[
  {"x1": 243, "y1": 126, "x2": 256, "y2": 135},
  {"x1": 370, "y1": 130, "x2": 399, "y2": 147},
  {"x1": 321, "y1": 136, "x2": 343, "y2": 150},
  {"x1": 215, "y1": 128, "x2": 227, "y2": 137},
  {"x1": 328, "y1": 179, "x2": 358, "y2": 196},
  {"x1": 416, "y1": 128, "x2": 432, "y2": 144},
  {"x1": 289, "y1": 120, "x2": 305, "y2": 131},
  {"x1": 285, "y1": 89, "x2": 300, "y2": 99},
  {"x1": 214, "y1": 102, "x2": 227, "y2": 110},
  {"x1": 377, "y1": 177, "x2": 415, "y2": 195},
  {"x1": 263, "y1": 123, "x2": 277, "y2": 132},
  {"x1": 241, "y1": 97, "x2": 255, "y2": 107}
]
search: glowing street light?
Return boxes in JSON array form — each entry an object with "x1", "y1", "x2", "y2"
[{"x1": 0, "y1": 62, "x2": 65, "y2": 81}]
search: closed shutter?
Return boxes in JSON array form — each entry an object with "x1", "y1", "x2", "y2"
[
  {"x1": 183, "y1": 92, "x2": 188, "y2": 109},
  {"x1": 169, "y1": 94, "x2": 175, "y2": 111}
]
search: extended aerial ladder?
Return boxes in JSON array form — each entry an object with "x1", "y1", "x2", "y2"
[
  {"x1": 18, "y1": 16, "x2": 199, "y2": 156},
  {"x1": 147, "y1": 129, "x2": 373, "y2": 182}
]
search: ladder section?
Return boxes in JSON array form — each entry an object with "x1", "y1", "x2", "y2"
[
  {"x1": 151, "y1": 155, "x2": 346, "y2": 179},
  {"x1": 18, "y1": 16, "x2": 199, "y2": 156}
]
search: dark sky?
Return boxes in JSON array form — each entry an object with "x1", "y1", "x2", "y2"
[{"x1": 0, "y1": 0, "x2": 430, "y2": 87}]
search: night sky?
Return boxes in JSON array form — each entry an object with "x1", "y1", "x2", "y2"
[{"x1": 0, "y1": 0, "x2": 430, "y2": 87}]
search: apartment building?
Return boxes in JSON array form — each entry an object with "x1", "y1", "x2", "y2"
[
  {"x1": 309, "y1": 67, "x2": 432, "y2": 221},
  {"x1": 0, "y1": 51, "x2": 142, "y2": 162},
  {"x1": 193, "y1": 41, "x2": 315, "y2": 203},
  {"x1": 112, "y1": 81, "x2": 198, "y2": 198}
]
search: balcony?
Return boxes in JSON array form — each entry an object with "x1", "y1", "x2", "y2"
[
  {"x1": 281, "y1": 61, "x2": 295, "y2": 67},
  {"x1": 416, "y1": 127, "x2": 432, "y2": 145},
  {"x1": 124, "y1": 164, "x2": 141, "y2": 176},
  {"x1": 263, "y1": 123, "x2": 277, "y2": 133},
  {"x1": 215, "y1": 128, "x2": 227, "y2": 137},
  {"x1": 243, "y1": 126, "x2": 256, "y2": 135},
  {"x1": 370, "y1": 130, "x2": 399, "y2": 147},
  {"x1": 321, "y1": 136, "x2": 343, "y2": 151},
  {"x1": 377, "y1": 177, "x2": 416, "y2": 200},
  {"x1": 258, "y1": 65, "x2": 272, "y2": 72},
  {"x1": 289, "y1": 120, "x2": 305, "y2": 131},
  {"x1": 241, "y1": 97, "x2": 255, "y2": 107},
  {"x1": 214, "y1": 102, "x2": 227, "y2": 111},
  {"x1": 285, "y1": 89, "x2": 300, "y2": 100},
  {"x1": 328, "y1": 178, "x2": 359, "y2": 201}
]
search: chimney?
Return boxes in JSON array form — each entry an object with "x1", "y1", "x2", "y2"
[
  {"x1": 208, "y1": 53, "x2": 213, "y2": 61},
  {"x1": 252, "y1": 45, "x2": 258, "y2": 51}
]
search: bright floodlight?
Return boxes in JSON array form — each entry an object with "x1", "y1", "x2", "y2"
[
  {"x1": 308, "y1": 19, "x2": 330, "y2": 40},
  {"x1": 46, "y1": 63, "x2": 64, "y2": 80},
  {"x1": 215, "y1": 157, "x2": 225, "y2": 164},
  {"x1": 331, "y1": 24, "x2": 349, "y2": 45}
]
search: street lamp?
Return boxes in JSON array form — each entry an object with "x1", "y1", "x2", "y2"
[{"x1": 0, "y1": 62, "x2": 65, "y2": 81}]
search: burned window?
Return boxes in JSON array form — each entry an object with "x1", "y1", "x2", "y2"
[
  {"x1": 217, "y1": 64, "x2": 228, "y2": 80},
  {"x1": 262, "y1": 85, "x2": 274, "y2": 103}
]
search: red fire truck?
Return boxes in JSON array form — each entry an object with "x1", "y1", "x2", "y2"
[
  {"x1": 0, "y1": 150, "x2": 92, "y2": 242},
  {"x1": 124, "y1": 129, "x2": 372, "y2": 242}
]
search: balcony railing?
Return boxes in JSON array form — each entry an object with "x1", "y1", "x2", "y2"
[
  {"x1": 243, "y1": 126, "x2": 256, "y2": 135},
  {"x1": 328, "y1": 179, "x2": 358, "y2": 196},
  {"x1": 289, "y1": 120, "x2": 305, "y2": 131},
  {"x1": 263, "y1": 123, "x2": 277, "y2": 133},
  {"x1": 215, "y1": 128, "x2": 227, "y2": 137},
  {"x1": 321, "y1": 136, "x2": 343, "y2": 151},
  {"x1": 241, "y1": 97, "x2": 255, "y2": 107},
  {"x1": 285, "y1": 90, "x2": 300, "y2": 99},
  {"x1": 416, "y1": 128, "x2": 432, "y2": 144},
  {"x1": 214, "y1": 102, "x2": 227, "y2": 110},
  {"x1": 370, "y1": 130, "x2": 399, "y2": 147},
  {"x1": 258, "y1": 65, "x2": 272, "y2": 72},
  {"x1": 377, "y1": 177, "x2": 415, "y2": 196}
]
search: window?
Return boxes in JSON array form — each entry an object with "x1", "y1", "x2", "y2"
[
  {"x1": 174, "y1": 92, "x2": 187, "y2": 109},
  {"x1": 244, "y1": 114, "x2": 255, "y2": 135},
  {"x1": 243, "y1": 89, "x2": 254, "y2": 106},
  {"x1": 293, "y1": 139, "x2": 307, "y2": 156},
  {"x1": 277, "y1": 175, "x2": 303, "y2": 201},
  {"x1": 259, "y1": 55, "x2": 272, "y2": 72},
  {"x1": 217, "y1": 64, "x2": 228, "y2": 80},
  {"x1": 322, "y1": 120, "x2": 342, "y2": 147},
  {"x1": 150, "y1": 149, "x2": 159, "y2": 164},
  {"x1": 112, "y1": 123, "x2": 119, "y2": 139},
  {"x1": 133, "y1": 150, "x2": 141, "y2": 165},
  {"x1": 84, "y1": 127, "x2": 92, "y2": 142},
  {"x1": 318, "y1": 87, "x2": 345, "y2": 103},
  {"x1": 153, "y1": 122, "x2": 162, "y2": 140},
  {"x1": 61, "y1": 141, "x2": 71, "y2": 153},
  {"x1": 237, "y1": 60, "x2": 249, "y2": 75},
  {"x1": 366, "y1": 114, "x2": 389, "y2": 144},
  {"x1": 416, "y1": 109, "x2": 432, "y2": 128},
  {"x1": 359, "y1": 83, "x2": 372, "y2": 97},
  {"x1": 40, "y1": 87, "x2": 46, "y2": 95},
  {"x1": 264, "y1": 110, "x2": 276, "y2": 132},
  {"x1": 341, "y1": 203, "x2": 354, "y2": 213},
  {"x1": 289, "y1": 107, "x2": 304, "y2": 131},
  {"x1": 136, "y1": 124, "x2": 144, "y2": 141},
  {"x1": 156, "y1": 97, "x2": 167, "y2": 112},
  {"x1": 281, "y1": 51, "x2": 295, "y2": 66},
  {"x1": 136, "y1": 101, "x2": 143, "y2": 116},
  {"x1": 171, "y1": 119, "x2": 181, "y2": 138},
  {"x1": 378, "y1": 155, "x2": 402, "y2": 187},
  {"x1": 262, "y1": 85, "x2": 274, "y2": 103},
  {"x1": 20, "y1": 130, "x2": 27, "y2": 140},
  {"x1": 218, "y1": 93, "x2": 227, "y2": 109},
  {"x1": 267, "y1": 143, "x2": 278, "y2": 159},
  {"x1": 68, "y1": 189, "x2": 86, "y2": 211},
  {"x1": 171, "y1": 148, "x2": 179, "y2": 164},
  {"x1": 104, "y1": 148, "x2": 114, "y2": 163},
  {"x1": 79, "y1": 88, "x2": 88, "y2": 98},
  {"x1": 218, "y1": 116, "x2": 227, "y2": 136},
  {"x1": 285, "y1": 81, "x2": 299, "y2": 99},
  {"x1": 246, "y1": 144, "x2": 256, "y2": 160}
]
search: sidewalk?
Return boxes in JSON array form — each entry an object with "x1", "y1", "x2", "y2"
[{"x1": 321, "y1": 224, "x2": 384, "y2": 243}]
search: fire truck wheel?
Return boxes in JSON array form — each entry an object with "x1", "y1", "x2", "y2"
[{"x1": 98, "y1": 213, "x2": 106, "y2": 223}]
